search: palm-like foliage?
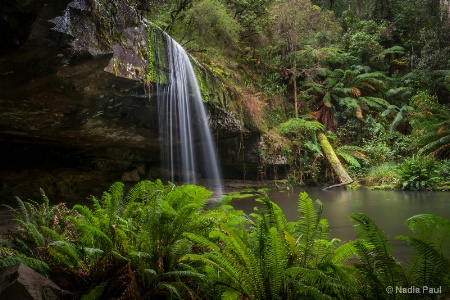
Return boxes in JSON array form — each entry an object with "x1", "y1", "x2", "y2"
[
  {"x1": 416, "y1": 104, "x2": 450, "y2": 158},
  {"x1": 336, "y1": 145, "x2": 367, "y2": 168},
  {"x1": 303, "y1": 68, "x2": 389, "y2": 129},
  {"x1": 381, "y1": 104, "x2": 414, "y2": 133}
]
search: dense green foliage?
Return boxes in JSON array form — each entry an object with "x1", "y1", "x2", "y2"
[
  {"x1": 138, "y1": 0, "x2": 450, "y2": 187},
  {"x1": 1, "y1": 182, "x2": 450, "y2": 299},
  {"x1": 1, "y1": 181, "x2": 239, "y2": 298}
]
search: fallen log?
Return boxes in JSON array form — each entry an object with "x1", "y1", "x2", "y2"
[{"x1": 317, "y1": 132, "x2": 354, "y2": 190}]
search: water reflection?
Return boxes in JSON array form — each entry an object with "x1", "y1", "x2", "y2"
[{"x1": 230, "y1": 187, "x2": 450, "y2": 259}]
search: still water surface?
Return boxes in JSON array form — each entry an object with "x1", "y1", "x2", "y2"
[{"x1": 230, "y1": 187, "x2": 450, "y2": 258}]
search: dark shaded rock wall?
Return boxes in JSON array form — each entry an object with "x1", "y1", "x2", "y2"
[
  {"x1": 0, "y1": 263, "x2": 64, "y2": 300},
  {"x1": 0, "y1": 0, "x2": 261, "y2": 204}
]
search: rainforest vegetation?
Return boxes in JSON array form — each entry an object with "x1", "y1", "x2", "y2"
[
  {"x1": 2, "y1": 1, "x2": 450, "y2": 299},
  {"x1": 141, "y1": 0, "x2": 450, "y2": 189},
  {"x1": 0, "y1": 181, "x2": 449, "y2": 299}
]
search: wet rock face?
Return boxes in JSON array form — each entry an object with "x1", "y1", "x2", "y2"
[
  {"x1": 0, "y1": 0, "x2": 161, "y2": 203},
  {"x1": 0, "y1": 263, "x2": 64, "y2": 300},
  {"x1": 0, "y1": 0, "x2": 260, "y2": 204}
]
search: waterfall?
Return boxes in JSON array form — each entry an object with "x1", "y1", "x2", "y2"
[{"x1": 150, "y1": 27, "x2": 222, "y2": 193}]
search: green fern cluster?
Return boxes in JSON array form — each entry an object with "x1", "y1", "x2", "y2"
[
  {"x1": 183, "y1": 191, "x2": 357, "y2": 299},
  {"x1": 1, "y1": 180, "x2": 222, "y2": 299},
  {"x1": 2, "y1": 183, "x2": 449, "y2": 299},
  {"x1": 350, "y1": 212, "x2": 450, "y2": 299}
]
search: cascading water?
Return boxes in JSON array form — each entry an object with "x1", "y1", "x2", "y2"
[{"x1": 150, "y1": 27, "x2": 222, "y2": 193}]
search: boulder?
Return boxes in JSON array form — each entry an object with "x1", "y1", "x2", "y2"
[{"x1": 0, "y1": 264, "x2": 64, "y2": 300}]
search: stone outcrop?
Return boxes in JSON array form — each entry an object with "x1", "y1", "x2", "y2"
[
  {"x1": 0, "y1": 263, "x2": 64, "y2": 300},
  {"x1": 0, "y1": 0, "x2": 261, "y2": 204}
]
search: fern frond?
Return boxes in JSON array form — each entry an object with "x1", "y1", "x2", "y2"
[
  {"x1": 0, "y1": 256, "x2": 51, "y2": 276},
  {"x1": 398, "y1": 235, "x2": 450, "y2": 287},
  {"x1": 69, "y1": 217, "x2": 113, "y2": 249},
  {"x1": 265, "y1": 227, "x2": 288, "y2": 299},
  {"x1": 80, "y1": 280, "x2": 110, "y2": 300},
  {"x1": 284, "y1": 230, "x2": 301, "y2": 258},
  {"x1": 49, "y1": 240, "x2": 81, "y2": 267},
  {"x1": 350, "y1": 213, "x2": 406, "y2": 290},
  {"x1": 41, "y1": 226, "x2": 63, "y2": 241},
  {"x1": 159, "y1": 270, "x2": 204, "y2": 280},
  {"x1": 331, "y1": 241, "x2": 356, "y2": 265},
  {"x1": 82, "y1": 247, "x2": 104, "y2": 259},
  {"x1": 360, "y1": 96, "x2": 390, "y2": 109},
  {"x1": 385, "y1": 87, "x2": 413, "y2": 99},
  {"x1": 221, "y1": 290, "x2": 241, "y2": 300},
  {"x1": 398, "y1": 214, "x2": 450, "y2": 287},
  {"x1": 154, "y1": 282, "x2": 182, "y2": 299},
  {"x1": 372, "y1": 45, "x2": 405, "y2": 60},
  {"x1": 336, "y1": 151, "x2": 361, "y2": 167},
  {"x1": 15, "y1": 196, "x2": 31, "y2": 223},
  {"x1": 286, "y1": 267, "x2": 348, "y2": 299}
]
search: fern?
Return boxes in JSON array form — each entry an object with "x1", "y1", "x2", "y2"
[
  {"x1": 350, "y1": 213, "x2": 407, "y2": 298},
  {"x1": 385, "y1": 87, "x2": 413, "y2": 99},
  {"x1": 296, "y1": 192, "x2": 324, "y2": 267},
  {"x1": 397, "y1": 214, "x2": 450, "y2": 289},
  {"x1": 49, "y1": 240, "x2": 81, "y2": 268},
  {"x1": 336, "y1": 145, "x2": 367, "y2": 168},
  {"x1": 81, "y1": 280, "x2": 110, "y2": 300},
  {"x1": 286, "y1": 266, "x2": 354, "y2": 299},
  {"x1": 184, "y1": 192, "x2": 357, "y2": 299},
  {"x1": 0, "y1": 255, "x2": 51, "y2": 276},
  {"x1": 372, "y1": 45, "x2": 405, "y2": 60},
  {"x1": 415, "y1": 104, "x2": 450, "y2": 157},
  {"x1": 385, "y1": 104, "x2": 414, "y2": 133}
]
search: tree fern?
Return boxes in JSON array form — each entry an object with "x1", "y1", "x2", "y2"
[
  {"x1": 413, "y1": 103, "x2": 450, "y2": 157},
  {"x1": 372, "y1": 45, "x2": 405, "y2": 61},
  {"x1": 336, "y1": 145, "x2": 367, "y2": 168}
]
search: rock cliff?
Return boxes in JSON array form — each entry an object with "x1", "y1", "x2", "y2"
[{"x1": 0, "y1": 0, "x2": 260, "y2": 203}]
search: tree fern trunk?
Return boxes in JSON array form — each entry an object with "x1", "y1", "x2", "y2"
[{"x1": 317, "y1": 132, "x2": 353, "y2": 189}]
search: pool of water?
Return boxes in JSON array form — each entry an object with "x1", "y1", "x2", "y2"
[{"x1": 230, "y1": 187, "x2": 450, "y2": 259}]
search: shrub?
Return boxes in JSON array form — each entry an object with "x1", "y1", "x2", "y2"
[{"x1": 398, "y1": 157, "x2": 442, "y2": 190}]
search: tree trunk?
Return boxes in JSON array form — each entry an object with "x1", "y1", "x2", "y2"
[
  {"x1": 317, "y1": 132, "x2": 353, "y2": 189},
  {"x1": 293, "y1": 45, "x2": 298, "y2": 119}
]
